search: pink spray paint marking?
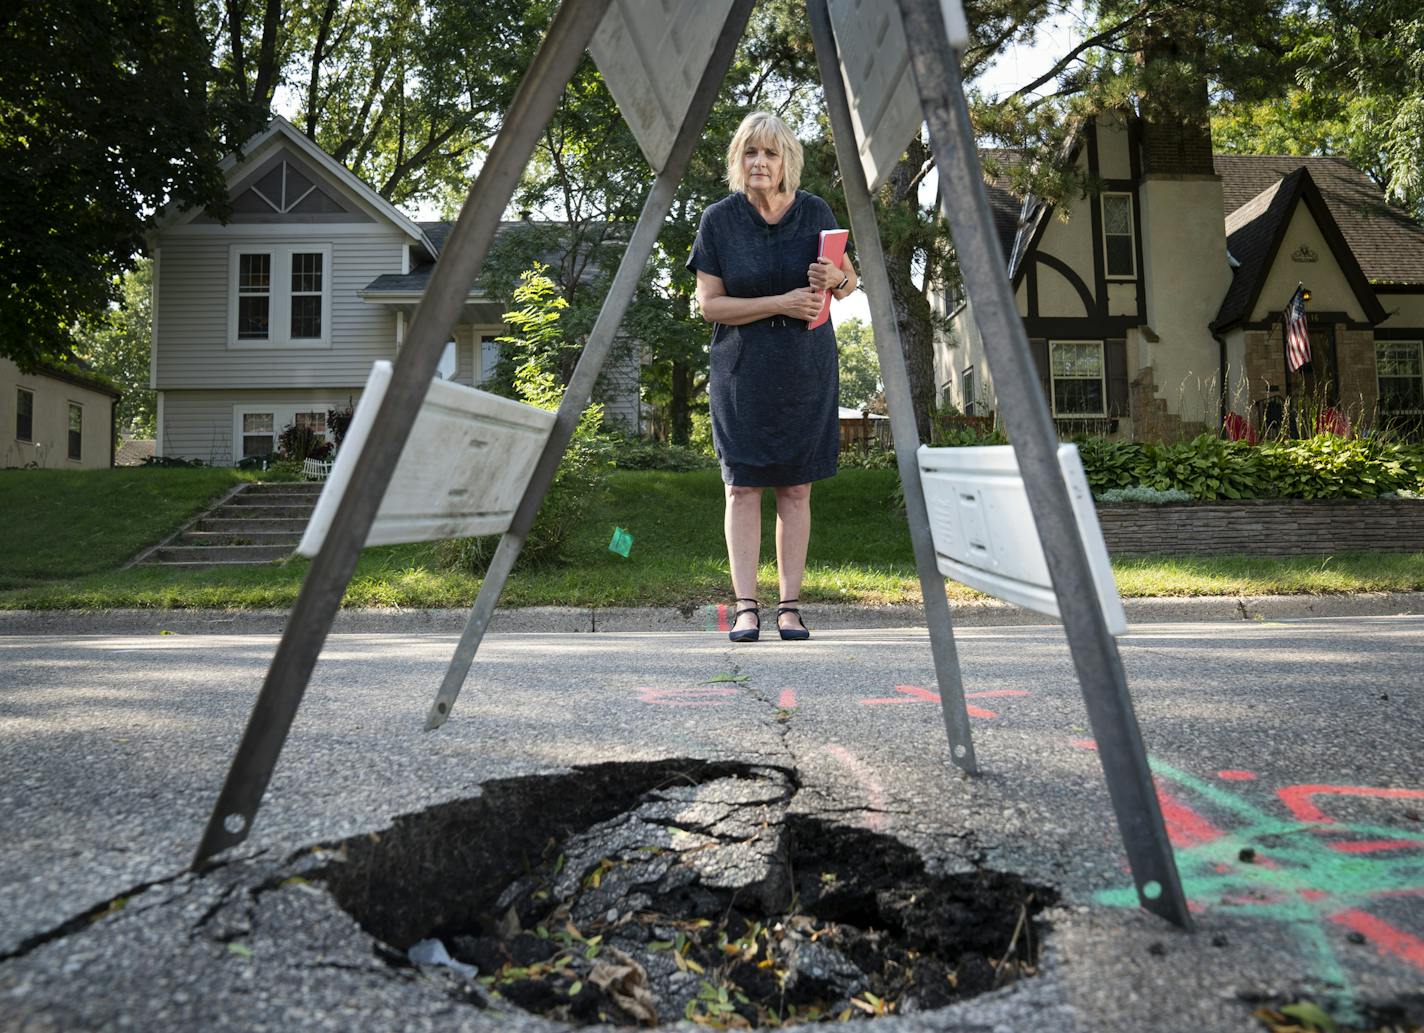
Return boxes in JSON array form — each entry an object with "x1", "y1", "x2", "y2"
[
  {"x1": 636, "y1": 686, "x2": 738, "y2": 707},
  {"x1": 778, "y1": 688, "x2": 797, "y2": 709},
  {"x1": 1330, "y1": 910, "x2": 1424, "y2": 970},
  {"x1": 823, "y1": 743, "x2": 889, "y2": 832},
  {"x1": 1278, "y1": 784, "x2": 1424, "y2": 824},
  {"x1": 1217, "y1": 770, "x2": 1258, "y2": 781},
  {"x1": 1154, "y1": 781, "x2": 1224, "y2": 848},
  {"x1": 716, "y1": 604, "x2": 730, "y2": 633},
  {"x1": 857, "y1": 683, "x2": 1028, "y2": 719}
]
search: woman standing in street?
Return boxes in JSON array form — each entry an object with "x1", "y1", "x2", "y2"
[{"x1": 686, "y1": 111, "x2": 858, "y2": 642}]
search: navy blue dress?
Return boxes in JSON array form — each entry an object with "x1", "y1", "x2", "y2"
[{"x1": 686, "y1": 190, "x2": 841, "y2": 487}]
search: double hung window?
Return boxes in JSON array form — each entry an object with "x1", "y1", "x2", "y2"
[
  {"x1": 228, "y1": 244, "x2": 331, "y2": 347},
  {"x1": 67, "y1": 403, "x2": 82, "y2": 461},
  {"x1": 1050, "y1": 341, "x2": 1106, "y2": 417},
  {"x1": 1377, "y1": 341, "x2": 1423, "y2": 413},
  {"x1": 16, "y1": 387, "x2": 33, "y2": 441},
  {"x1": 1101, "y1": 193, "x2": 1136, "y2": 279},
  {"x1": 241, "y1": 412, "x2": 275, "y2": 458}
]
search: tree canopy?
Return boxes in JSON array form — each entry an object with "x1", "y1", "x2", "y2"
[
  {"x1": 0, "y1": 0, "x2": 227, "y2": 371},
  {"x1": 5, "y1": 0, "x2": 1416, "y2": 437}
]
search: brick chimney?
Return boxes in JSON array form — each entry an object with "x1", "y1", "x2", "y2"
[{"x1": 1136, "y1": 30, "x2": 1215, "y2": 175}]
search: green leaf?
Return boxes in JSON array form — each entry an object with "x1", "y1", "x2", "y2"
[
  {"x1": 1279, "y1": 1001, "x2": 1337, "y2": 1033},
  {"x1": 227, "y1": 942, "x2": 253, "y2": 959}
]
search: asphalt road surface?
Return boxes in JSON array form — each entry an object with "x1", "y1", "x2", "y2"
[{"x1": 2, "y1": 614, "x2": 1421, "y2": 1031}]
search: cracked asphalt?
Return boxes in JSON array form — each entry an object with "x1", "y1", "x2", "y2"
[{"x1": 2, "y1": 613, "x2": 1422, "y2": 1031}]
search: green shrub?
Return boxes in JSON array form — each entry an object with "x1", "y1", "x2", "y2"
[
  {"x1": 435, "y1": 265, "x2": 608, "y2": 574},
  {"x1": 1259, "y1": 434, "x2": 1415, "y2": 499},
  {"x1": 1095, "y1": 485, "x2": 1193, "y2": 505},
  {"x1": 1076, "y1": 437, "x2": 1150, "y2": 494},
  {"x1": 601, "y1": 434, "x2": 715, "y2": 472},
  {"x1": 1139, "y1": 434, "x2": 1268, "y2": 500},
  {"x1": 841, "y1": 446, "x2": 897, "y2": 470}
]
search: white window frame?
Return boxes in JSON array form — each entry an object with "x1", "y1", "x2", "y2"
[
  {"x1": 1049, "y1": 340, "x2": 1108, "y2": 418},
  {"x1": 227, "y1": 243, "x2": 333, "y2": 349},
  {"x1": 232, "y1": 403, "x2": 336, "y2": 465},
  {"x1": 66, "y1": 401, "x2": 83, "y2": 462},
  {"x1": 961, "y1": 366, "x2": 976, "y2": 416},
  {"x1": 1376, "y1": 339, "x2": 1424, "y2": 414},
  {"x1": 1100, "y1": 192, "x2": 1136, "y2": 280}
]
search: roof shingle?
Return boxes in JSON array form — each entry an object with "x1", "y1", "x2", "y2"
[{"x1": 1215, "y1": 155, "x2": 1424, "y2": 285}]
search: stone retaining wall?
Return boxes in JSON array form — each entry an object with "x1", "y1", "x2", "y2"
[{"x1": 1095, "y1": 499, "x2": 1424, "y2": 556}]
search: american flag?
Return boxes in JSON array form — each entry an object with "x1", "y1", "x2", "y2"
[{"x1": 1285, "y1": 285, "x2": 1311, "y2": 371}]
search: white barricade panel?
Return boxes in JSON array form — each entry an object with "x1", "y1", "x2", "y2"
[
  {"x1": 588, "y1": 0, "x2": 735, "y2": 174},
  {"x1": 297, "y1": 362, "x2": 556, "y2": 556},
  {"x1": 917, "y1": 443, "x2": 1127, "y2": 635},
  {"x1": 828, "y1": 0, "x2": 923, "y2": 193}
]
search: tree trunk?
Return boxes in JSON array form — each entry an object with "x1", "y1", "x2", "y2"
[
  {"x1": 880, "y1": 136, "x2": 937, "y2": 441},
  {"x1": 669, "y1": 360, "x2": 692, "y2": 445}
]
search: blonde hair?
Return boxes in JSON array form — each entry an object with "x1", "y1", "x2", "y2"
[{"x1": 725, "y1": 111, "x2": 803, "y2": 196}]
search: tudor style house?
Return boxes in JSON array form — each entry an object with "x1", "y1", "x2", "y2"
[
  {"x1": 943, "y1": 111, "x2": 1424, "y2": 441},
  {"x1": 149, "y1": 116, "x2": 640, "y2": 465}
]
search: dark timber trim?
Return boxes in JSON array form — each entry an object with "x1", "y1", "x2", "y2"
[{"x1": 1034, "y1": 252, "x2": 1095, "y2": 316}]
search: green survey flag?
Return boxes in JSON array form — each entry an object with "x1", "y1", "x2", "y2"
[{"x1": 608, "y1": 526, "x2": 633, "y2": 557}]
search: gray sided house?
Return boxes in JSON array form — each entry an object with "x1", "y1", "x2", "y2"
[
  {"x1": 944, "y1": 110, "x2": 1424, "y2": 440},
  {"x1": 149, "y1": 117, "x2": 641, "y2": 466}
]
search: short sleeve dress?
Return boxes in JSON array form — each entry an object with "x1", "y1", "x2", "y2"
[{"x1": 686, "y1": 190, "x2": 842, "y2": 487}]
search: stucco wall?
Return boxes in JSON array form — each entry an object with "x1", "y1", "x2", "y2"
[
  {"x1": 1136, "y1": 176, "x2": 1234, "y2": 424},
  {"x1": 1035, "y1": 210, "x2": 1095, "y2": 317},
  {"x1": 1377, "y1": 292, "x2": 1424, "y2": 330},
  {"x1": 1247, "y1": 206, "x2": 1367, "y2": 324},
  {"x1": 1, "y1": 358, "x2": 115, "y2": 469}
]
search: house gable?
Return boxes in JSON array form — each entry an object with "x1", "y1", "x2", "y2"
[
  {"x1": 194, "y1": 148, "x2": 372, "y2": 224},
  {"x1": 1215, "y1": 167, "x2": 1386, "y2": 331},
  {"x1": 158, "y1": 117, "x2": 433, "y2": 254}
]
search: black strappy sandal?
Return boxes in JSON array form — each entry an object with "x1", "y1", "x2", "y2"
[
  {"x1": 777, "y1": 599, "x2": 810, "y2": 641},
  {"x1": 729, "y1": 597, "x2": 760, "y2": 643}
]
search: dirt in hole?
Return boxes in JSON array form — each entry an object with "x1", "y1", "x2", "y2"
[{"x1": 315, "y1": 762, "x2": 1053, "y2": 1027}]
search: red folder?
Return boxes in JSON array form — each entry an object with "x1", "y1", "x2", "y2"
[{"x1": 807, "y1": 228, "x2": 849, "y2": 330}]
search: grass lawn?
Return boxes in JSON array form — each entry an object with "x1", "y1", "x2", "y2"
[
  {"x1": 0, "y1": 468, "x2": 254, "y2": 591},
  {"x1": 3, "y1": 468, "x2": 1423, "y2": 610}
]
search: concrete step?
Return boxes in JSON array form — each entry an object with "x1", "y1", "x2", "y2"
[
  {"x1": 212, "y1": 504, "x2": 316, "y2": 521},
  {"x1": 227, "y1": 491, "x2": 321, "y2": 507},
  {"x1": 243, "y1": 481, "x2": 325, "y2": 496},
  {"x1": 150, "y1": 544, "x2": 294, "y2": 564},
  {"x1": 176, "y1": 531, "x2": 302, "y2": 547},
  {"x1": 197, "y1": 517, "x2": 311, "y2": 534}
]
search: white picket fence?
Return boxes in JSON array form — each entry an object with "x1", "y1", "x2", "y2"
[{"x1": 302, "y1": 458, "x2": 333, "y2": 482}]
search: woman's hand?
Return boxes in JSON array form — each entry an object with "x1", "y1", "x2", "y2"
[
  {"x1": 807, "y1": 257, "x2": 841, "y2": 291},
  {"x1": 780, "y1": 286, "x2": 824, "y2": 322}
]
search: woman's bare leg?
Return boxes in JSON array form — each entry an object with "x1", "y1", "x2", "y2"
[
  {"x1": 725, "y1": 484, "x2": 764, "y2": 632},
  {"x1": 774, "y1": 483, "x2": 812, "y2": 630}
]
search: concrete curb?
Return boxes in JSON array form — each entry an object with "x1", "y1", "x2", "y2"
[{"x1": 2, "y1": 591, "x2": 1422, "y2": 636}]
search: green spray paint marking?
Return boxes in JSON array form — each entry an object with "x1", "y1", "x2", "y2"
[{"x1": 1094, "y1": 757, "x2": 1424, "y2": 1022}]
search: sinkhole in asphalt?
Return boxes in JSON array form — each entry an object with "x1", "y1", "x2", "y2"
[{"x1": 315, "y1": 760, "x2": 1053, "y2": 1027}]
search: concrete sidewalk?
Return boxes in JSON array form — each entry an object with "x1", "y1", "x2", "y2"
[{"x1": 2, "y1": 590, "x2": 1422, "y2": 636}]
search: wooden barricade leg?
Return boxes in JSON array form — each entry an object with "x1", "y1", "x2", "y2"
[
  {"x1": 807, "y1": 0, "x2": 979, "y2": 775},
  {"x1": 191, "y1": 0, "x2": 614, "y2": 868},
  {"x1": 424, "y1": 0, "x2": 757, "y2": 731},
  {"x1": 895, "y1": 0, "x2": 1191, "y2": 927}
]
